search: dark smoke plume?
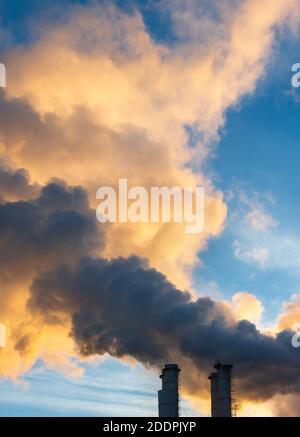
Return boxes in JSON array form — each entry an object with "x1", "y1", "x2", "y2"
[
  {"x1": 1, "y1": 164, "x2": 299, "y2": 402},
  {"x1": 0, "y1": 175, "x2": 104, "y2": 287},
  {"x1": 29, "y1": 256, "x2": 300, "y2": 400}
]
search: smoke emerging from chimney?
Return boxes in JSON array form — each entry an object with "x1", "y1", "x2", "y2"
[
  {"x1": 28, "y1": 253, "x2": 300, "y2": 401},
  {"x1": 0, "y1": 163, "x2": 299, "y2": 402}
]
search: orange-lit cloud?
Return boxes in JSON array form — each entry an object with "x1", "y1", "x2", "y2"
[
  {"x1": 231, "y1": 292, "x2": 264, "y2": 325},
  {"x1": 3, "y1": 0, "x2": 298, "y2": 287},
  {"x1": 276, "y1": 294, "x2": 300, "y2": 331}
]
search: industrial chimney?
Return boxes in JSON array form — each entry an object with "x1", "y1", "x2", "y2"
[
  {"x1": 209, "y1": 363, "x2": 233, "y2": 417},
  {"x1": 158, "y1": 364, "x2": 180, "y2": 417},
  {"x1": 208, "y1": 371, "x2": 218, "y2": 417}
]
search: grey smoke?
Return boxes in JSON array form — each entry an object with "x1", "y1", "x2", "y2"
[
  {"x1": 0, "y1": 175, "x2": 104, "y2": 285},
  {"x1": 29, "y1": 255, "x2": 300, "y2": 400},
  {"x1": 1, "y1": 163, "x2": 299, "y2": 402},
  {"x1": 0, "y1": 161, "x2": 39, "y2": 201}
]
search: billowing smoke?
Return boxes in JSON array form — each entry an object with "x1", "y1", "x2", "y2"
[
  {"x1": 0, "y1": 164, "x2": 299, "y2": 402},
  {"x1": 0, "y1": 160, "x2": 39, "y2": 201},
  {"x1": 0, "y1": 166, "x2": 104, "y2": 377},
  {"x1": 28, "y1": 255, "x2": 300, "y2": 401},
  {"x1": 0, "y1": 175, "x2": 104, "y2": 283}
]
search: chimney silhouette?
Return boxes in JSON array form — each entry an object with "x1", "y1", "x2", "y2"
[
  {"x1": 209, "y1": 363, "x2": 232, "y2": 417},
  {"x1": 158, "y1": 364, "x2": 180, "y2": 417}
]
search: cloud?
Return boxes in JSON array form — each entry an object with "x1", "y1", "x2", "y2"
[
  {"x1": 0, "y1": 168, "x2": 103, "y2": 377},
  {"x1": 0, "y1": 178, "x2": 103, "y2": 282},
  {"x1": 244, "y1": 203, "x2": 278, "y2": 233},
  {"x1": 0, "y1": 167, "x2": 296, "y2": 405},
  {"x1": 0, "y1": 0, "x2": 300, "y2": 414},
  {"x1": 0, "y1": 159, "x2": 39, "y2": 202},
  {"x1": 0, "y1": 86, "x2": 226, "y2": 289},
  {"x1": 233, "y1": 231, "x2": 300, "y2": 271},
  {"x1": 229, "y1": 190, "x2": 300, "y2": 272},
  {"x1": 2, "y1": 0, "x2": 299, "y2": 287},
  {"x1": 237, "y1": 392, "x2": 300, "y2": 416},
  {"x1": 236, "y1": 190, "x2": 278, "y2": 232},
  {"x1": 229, "y1": 191, "x2": 275, "y2": 269},
  {"x1": 5, "y1": 0, "x2": 299, "y2": 142},
  {"x1": 276, "y1": 294, "x2": 300, "y2": 331},
  {"x1": 269, "y1": 393, "x2": 300, "y2": 417},
  {"x1": 233, "y1": 240, "x2": 270, "y2": 268},
  {"x1": 230, "y1": 291, "x2": 264, "y2": 324}
]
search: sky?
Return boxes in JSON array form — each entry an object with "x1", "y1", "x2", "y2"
[{"x1": 1, "y1": 0, "x2": 300, "y2": 417}]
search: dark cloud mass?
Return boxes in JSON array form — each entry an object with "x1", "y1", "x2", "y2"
[
  {"x1": 0, "y1": 171, "x2": 104, "y2": 286},
  {"x1": 0, "y1": 161, "x2": 39, "y2": 201},
  {"x1": 29, "y1": 255, "x2": 300, "y2": 400}
]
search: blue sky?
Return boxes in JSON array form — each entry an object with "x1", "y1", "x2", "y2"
[
  {"x1": 0, "y1": 358, "x2": 160, "y2": 417},
  {"x1": 1, "y1": 0, "x2": 300, "y2": 417},
  {"x1": 0, "y1": 357, "x2": 198, "y2": 416},
  {"x1": 193, "y1": 44, "x2": 300, "y2": 324}
]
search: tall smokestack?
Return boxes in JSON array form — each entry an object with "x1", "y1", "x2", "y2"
[
  {"x1": 208, "y1": 372, "x2": 218, "y2": 417},
  {"x1": 214, "y1": 363, "x2": 232, "y2": 417},
  {"x1": 158, "y1": 363, "x2": 180, "y2": 417}
]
